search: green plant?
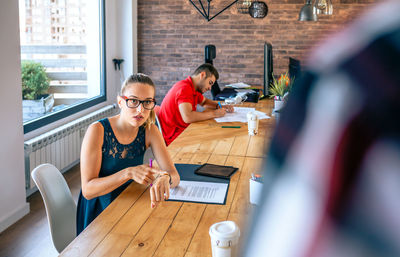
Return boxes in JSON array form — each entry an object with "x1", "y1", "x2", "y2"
[
  {"x1": 21, "y1": 61, "x2": 50, "y2": 100},
  {"x1": 269, "y1": 72, "x2": 293, "y2": 100}
]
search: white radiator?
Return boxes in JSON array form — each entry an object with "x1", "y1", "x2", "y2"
[{"x1": 24, "y1": 104, "x2": 116, "y2": 196}]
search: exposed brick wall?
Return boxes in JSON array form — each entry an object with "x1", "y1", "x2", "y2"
[{"x1": 137, "y1": 0, "x2": 377, "y2": 103}]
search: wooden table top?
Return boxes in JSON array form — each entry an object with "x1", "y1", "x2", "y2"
[{"x1": 60, "y1": 99, "x2": 276, "y2": 257}]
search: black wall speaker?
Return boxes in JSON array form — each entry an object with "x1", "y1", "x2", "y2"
[
  {"x1": 263, "y1": 42, "x2": 273, "y2": 98},
  {"x1": 205, "y1": 45, "x2": 216, "y2": 64}
]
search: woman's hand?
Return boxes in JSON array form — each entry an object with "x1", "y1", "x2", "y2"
[
  {"x1": 125, "y1": 165, "x2": 156, "y2": 186},
  {"x1": 150, "y1": 173, "x2": 171, "y2": 208}
]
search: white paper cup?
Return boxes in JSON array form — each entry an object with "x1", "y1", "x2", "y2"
[
  {"x1": 247, "y1": 112, "x2": 259, "y2": 136},
  {"x1": 209, "y1": 221, "x2": 240, "y2": 257},
  {"x1": 249, "y1": 179, "x2": 263, "y2": 205}
]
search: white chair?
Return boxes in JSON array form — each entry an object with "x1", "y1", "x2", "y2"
[
  {"x1": 154, "y1": 114, "x2": 163, "y2": 137},
  {"x1": 144, "y1": 113, "x2": 164, "y2": 162},
  {"x1": 31, "y1": 163, "x2": 76, "y2": 253}
]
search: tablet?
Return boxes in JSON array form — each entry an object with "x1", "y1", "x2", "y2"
[{"x1": 194, "y1": 163, "x2": 238, "y2": 179}]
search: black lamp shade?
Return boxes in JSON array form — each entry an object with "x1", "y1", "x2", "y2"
[{"x1": 249, "y1": 1, "x2": 268, "y2": 19}]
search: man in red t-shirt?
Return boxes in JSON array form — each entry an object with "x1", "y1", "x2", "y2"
[{"x1": 158, "y1": 63, "x2": 234, "y2": 146}]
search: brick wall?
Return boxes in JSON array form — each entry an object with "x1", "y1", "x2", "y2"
[{"x1": 137, "y1": 0, "x2": 377, "y2": 103}]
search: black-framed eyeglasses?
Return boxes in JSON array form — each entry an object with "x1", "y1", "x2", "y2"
[{"x1": 120, "y1": 96, "x2": 156, "y2": 110}]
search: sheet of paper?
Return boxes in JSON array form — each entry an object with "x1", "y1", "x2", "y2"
[
  {"x1": 234, "y1": 107, "x2": 255, "y2": 113},
  {"x1": 214, "y1": 107, "x2": 270, "y2": 122},
  {"x1": 169, "y1": 180, "x2": 228, "y2": 204},
  {"x1": 225, "y1": 82, "x2": 251, "y2": 88}
]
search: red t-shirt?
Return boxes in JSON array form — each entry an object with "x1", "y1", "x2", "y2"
[{"x1": 158, "y1": 76, "x2": 204, "y2": 146}]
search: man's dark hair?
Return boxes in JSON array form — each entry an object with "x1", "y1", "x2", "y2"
[{"x1": 192, "y1": 63, "x2": 219, "y2": 80}]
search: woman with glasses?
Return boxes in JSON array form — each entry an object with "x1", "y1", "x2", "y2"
[{"x1": 76, "y1": 74, "x2": 180, "y2": 235}]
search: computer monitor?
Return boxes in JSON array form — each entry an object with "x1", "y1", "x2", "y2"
[{"x1": 262, "y1": 42, "x2": 273, "y2": 99}]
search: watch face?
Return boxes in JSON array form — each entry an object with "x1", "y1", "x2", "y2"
[{"x1": 249, "y1": 1, "x2": 268, "y2": 18}]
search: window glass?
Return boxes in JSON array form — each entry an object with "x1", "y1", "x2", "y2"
[{"x1": 19, "y1": 0, "x2": 105, "y2": 133}]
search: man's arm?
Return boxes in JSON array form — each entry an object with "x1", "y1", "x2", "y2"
[
  {"x1": 178, "y1": 102, "x2": 226, "y2": 124},
  {"x1": 200, "y1": 97, "x2": 219, "y2": 109},
  {"x1": 201, "y1": 97, "x2": 234, "y2": 113}
]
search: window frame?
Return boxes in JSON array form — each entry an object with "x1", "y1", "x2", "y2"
[{"x1": 22, "y1": 0, "x2": 107, "y2": 134}]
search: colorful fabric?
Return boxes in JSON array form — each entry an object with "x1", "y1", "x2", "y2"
[{"x1": 245, "y1": 1, "x2": 400, "y2": 256}]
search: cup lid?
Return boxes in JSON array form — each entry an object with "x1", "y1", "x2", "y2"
[{"x1": 209, "y1": 220, "x2": 240, "y2": 240}]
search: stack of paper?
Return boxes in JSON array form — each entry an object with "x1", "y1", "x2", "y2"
[
  {"x1": 215, "y1": 107, "x2": 270, "y2": 123},
  {"x1": 225, "y1": 82, "x2": 251, "y2": 89}
]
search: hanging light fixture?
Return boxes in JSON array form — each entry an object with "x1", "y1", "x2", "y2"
[
  {"x1": 298, "y1": 0, "x2": 317, "y2": 21},
  {"x1": 189, "y1": 0, "x2": 239, "y2": 22},
  {"x1": 314, "y1": 0, "x2": 333, "y2": 15},
  {"x1": 237, "y1": 0, "x2": 253, "y2": 14},
  {"x1": 249, "y1": 1, "x2": 268, "y2": 19}
]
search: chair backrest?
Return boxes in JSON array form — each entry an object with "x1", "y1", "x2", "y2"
[
  {"x1": 31, "y1": 163, "x2": 77, "y2": 253},
  {"x1": 154, "y1": 113, "x2": 163, "y2": 137},
  {"x1": 143, "y1": 110, "x2": 165, "y2": 163}
]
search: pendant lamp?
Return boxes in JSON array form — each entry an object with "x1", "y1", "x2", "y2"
[{"x1": 299, "y1": 0, "x2": 317, "y2": 21}]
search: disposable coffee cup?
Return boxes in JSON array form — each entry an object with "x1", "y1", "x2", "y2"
[
  {"x1": 209, "y1": 221, "x2": 240, "y2": 257},
  {"x1": 247, "y1": 112, "x2": 259, "y2": 136}
]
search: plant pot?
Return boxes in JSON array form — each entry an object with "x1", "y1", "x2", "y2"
[
  {"x1": 23, "y1": 94, "x2": 54, "y2": 122},
  {"x1": 274, "y1": 99, "x2": 285, "y2": 111}
]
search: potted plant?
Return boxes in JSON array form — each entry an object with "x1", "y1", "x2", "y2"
[
  {"x1": 269, "y1": 72, "x2": 293, "y2": 111},
  {"x1": 21, "y1": 61, "x2": 54, "y2": 121}
]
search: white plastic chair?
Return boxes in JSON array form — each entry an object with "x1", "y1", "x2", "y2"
[
  {"x1": 154, "y1": 113, "x2": 163, "y2": 137},
  {"x1": 144, "y1": 113, "x2": 164, "y2": 162},
  {"x1": 31, "y1": 163, "x2": 76, "y2": 253}
]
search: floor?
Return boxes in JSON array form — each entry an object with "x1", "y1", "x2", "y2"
[{"x1": 0, "y1": 164, "x2": 81, "y2": 257}]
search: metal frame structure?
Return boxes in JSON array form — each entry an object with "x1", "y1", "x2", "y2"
[{"x1": 189, "y1": 0, "x2": 238, "y2": 22}]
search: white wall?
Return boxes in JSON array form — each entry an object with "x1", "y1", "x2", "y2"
[
  {"x1": 114, "y1": 0, "x2": 138, "y2": 92},
  {"x1": 0, "y1": 0, "x2": 30, "y2": 233},
  {"x1": 0, "y1": 0, "x2": 138, "y2": 232}
]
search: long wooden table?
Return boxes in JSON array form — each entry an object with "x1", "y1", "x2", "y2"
[{"x1": 60, "y1": 99, "x2": 275, "y2": 257}]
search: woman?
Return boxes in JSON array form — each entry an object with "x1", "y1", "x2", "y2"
[{"x1": 76, "y1": 74, "x2": 180, "y2": 235}]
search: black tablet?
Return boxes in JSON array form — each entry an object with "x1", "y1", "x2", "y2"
[{"x1": 194, "y1": 163, "x2": 238, "y2": 179}]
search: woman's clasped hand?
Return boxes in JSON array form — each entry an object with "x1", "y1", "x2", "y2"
[{"x1": 126, "y1": 164, "x2": 171, "y2": 208}]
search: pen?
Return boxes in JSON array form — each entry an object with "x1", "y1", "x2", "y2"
[
  {"x1": 221, "y1": 126, "x2": 241, "y2": 128},
  {"x1": 218, "y1": 102, "x2": 222, "y2": 109},
  {"x1": 149, "y1": 159, "x2": 153, "y2": 186}
]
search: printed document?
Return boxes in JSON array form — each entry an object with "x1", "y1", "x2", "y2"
[
  {"x1": 214, "y1": 107, "x2": 270, "y2": 123},
  {"x1": 169, "y1": 180, "x2": 228, "y2": 204}
]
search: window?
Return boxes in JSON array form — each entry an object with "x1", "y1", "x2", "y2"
[{"x1": 19, "y1": 0, "x2": 106, "y2": 133}]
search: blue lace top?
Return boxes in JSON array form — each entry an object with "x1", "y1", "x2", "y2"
[{"x1": 76, "y1": 118, "x2": 146, "y2": 235}]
